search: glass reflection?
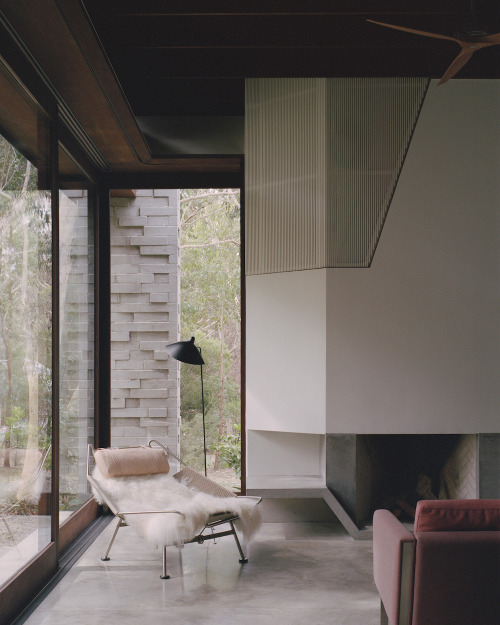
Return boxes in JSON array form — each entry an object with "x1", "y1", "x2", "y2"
[
  {"x1": 0, "y1": 134, "x2": 52, "y2": 585},
  {"x1": 59, "y1": 188, "x2": 94, "y2": 524}
]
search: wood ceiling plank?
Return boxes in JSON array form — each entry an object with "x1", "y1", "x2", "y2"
[
  {"x1": 106, "y1": 45, "x2": 500, "y2": 80},
  {"x1": 121, "y1": 78, "x2": 245, "y2": 116},
  {"x1": 83, "y1": 0, "x2": 477, "y2": 18},
  {"x1": 90, "y1": 13, "x2": 500, "y2": 49},
  {"x1": 1, "y1": 0, "x2": 151, "y2": 167},
  {"x1": 0, "y1": 65, "x2": 39, "y2": 162},
  {"x1": 3, "y1": 0, "x2": 499, "y2": 176}
]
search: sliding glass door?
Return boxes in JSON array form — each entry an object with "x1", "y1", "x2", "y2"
[
  {"x1": 0, "y1": 132, "x2": 53, "y2": 587},
  {"x1": 0, "y1": 54, "x2": 99, "y2": 620}
]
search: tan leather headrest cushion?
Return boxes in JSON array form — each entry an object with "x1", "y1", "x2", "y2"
[{"x1": 94, "y1": 446, "x2": 169, "y2": 478}]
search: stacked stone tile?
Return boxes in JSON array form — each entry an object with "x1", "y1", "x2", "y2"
[{"x1": 110, "y1": 189, "x2": 180, "y2": 458}]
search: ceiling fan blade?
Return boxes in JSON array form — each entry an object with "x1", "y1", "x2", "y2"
[
  {"x1": 475, "y1": 32, "x2": 500, "y2": 44},
  {"x1": 438, "y1": 47, "x2": 475, "y2": 85},
  {"x1": 367, "y1": 20, "x2": 458, "y2": 43}
]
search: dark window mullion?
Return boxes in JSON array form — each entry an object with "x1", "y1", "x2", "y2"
[
  {"x1": 95, "y1": 183, "x2": 111, "y2": 449},
  {"x1": 51, "y1": 110, "x2": 60, "y2": 553}
]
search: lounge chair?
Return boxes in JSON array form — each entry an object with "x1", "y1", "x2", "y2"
[{"x1": 87, "y1": 440, "x2": 261, "y2": 579}]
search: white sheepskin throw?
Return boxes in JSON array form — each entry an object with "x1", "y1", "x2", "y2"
[{"x1": 91, "y1": 467, "x2": 261, "y2": 549}]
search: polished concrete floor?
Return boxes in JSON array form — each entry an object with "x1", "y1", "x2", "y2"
[{"x1": 22, "y1": 517, "x2": 380, "y2": 625}]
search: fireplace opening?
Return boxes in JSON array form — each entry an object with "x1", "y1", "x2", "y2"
[
  {"x1": 364, "y1": 434, "x2": 462, "y2": 521},
  {"x1": 326, "y1": 434, "x2": 478, "y2": 528}
]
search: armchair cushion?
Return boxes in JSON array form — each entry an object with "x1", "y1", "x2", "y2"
[
  {"x1": 414, "y1": 499, "x2": 500, "y2": 532},
  {"x1": 94, "y1": 446, "x2": 170, "y2": 478},
  {"x1": 412, "y1": 531, "x2": 500, "y2": 625}
]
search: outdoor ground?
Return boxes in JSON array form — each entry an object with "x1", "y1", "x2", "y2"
[{"x1": 206, "y1": 467, "x2": 240, "y2": 493}]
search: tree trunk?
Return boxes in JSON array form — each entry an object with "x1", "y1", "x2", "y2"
[
  {"x1": 214, "y1": 317, "x2": 225, "y2": 471},
  {"x1": 20, "y1": 162, "x2": 40, "y2": 467},
  {"x1": 0, "y1": 217, "x2": 15, "y2": 467},
  {"x1": 0, "y1": 310, "x2": 13, "y2": 467}
]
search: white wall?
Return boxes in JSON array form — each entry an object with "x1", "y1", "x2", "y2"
[
  {"x1": 326, "y1": 80, "x2": 500, "y2": 433},
  {"x1": 246, "y1": 430, "x2": 325, "y2": 489},
  {"x1": 246, "y1": 269, "x2": 327, "y2": 435},
  {"x1": 245, "y1": 80, "x2": 500, "y2": 485},
  {"x1": 246, "y1": 270, "x2": 326, "y2": 486}
]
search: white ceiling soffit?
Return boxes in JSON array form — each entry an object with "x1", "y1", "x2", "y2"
[{"x1": 245, "y1": 77, "x2": 429, "y2": 275}]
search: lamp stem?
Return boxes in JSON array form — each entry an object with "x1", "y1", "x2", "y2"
[{"x1": 200, "y1": 363, "x2": 207, "y2": 476}]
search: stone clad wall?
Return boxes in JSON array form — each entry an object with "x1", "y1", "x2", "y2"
[{"x1": 110, "y1": 189, "x2": 180, "y2": 457}]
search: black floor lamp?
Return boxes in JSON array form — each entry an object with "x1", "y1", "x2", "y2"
[{"x1": 165, "y1": 337, "x2": 207, "y2": 476}]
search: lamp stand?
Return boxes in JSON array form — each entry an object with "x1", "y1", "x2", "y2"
[
  {"x1": 200, "y1": 364, "x2": 207, "y2": 477},
  {"x1": 165, "y1": 337, "x2": 207, "y2": 477}
]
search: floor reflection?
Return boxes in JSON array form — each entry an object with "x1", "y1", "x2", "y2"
[{"x1": 21, "y1": 520, "x2": 379, "y2": 625}]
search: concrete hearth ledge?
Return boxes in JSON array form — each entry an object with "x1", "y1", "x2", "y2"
[
  {"x1": 246, "y1": 475, "x2": 326, "y2": 490},
  {"x1": 247, "y1": 477, "x2": 372, "y2": 540}
]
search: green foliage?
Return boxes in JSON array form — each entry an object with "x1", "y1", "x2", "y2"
[
  {"x1": 179, "y1": 190, "x2": 241, "y2": 477},
  {"x1": 0, "y1": 134, "x2": 52, "y2": 446},
  {"x1": 214, "y1": 423, "x2": 241, "y2": 479},
  {"x1": 4, "y1": 404, "x2": 51, "y2": 452},
  {"x1": 179, "y1": 335, "x2": 240, "y2": 470},
  {"x1": 5, "y1": 407, "x2": 27, "y2": 448},
  {"x1": 0, "y1": 136, "x2": 38, "y2": 192},
  {"x1": 180, "y1": 189, "x2": 241, "y2": 335}
]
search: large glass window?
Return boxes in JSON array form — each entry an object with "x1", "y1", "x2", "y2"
[
  {"x1": 58, "y1": 167, "x2": 94, "y2": 524},
  {"x1": 0, "y1": 47, "x2": 97, "y2": 621},
  {"x1": 179, "y1": 189, "x2": 242, "y2": 492},
  {"x1": 0, "y1": 133, "x2": 52, "y2": 586},
  {"x1": 108, "y1": 189, "x2": 243, "y2": 492}
]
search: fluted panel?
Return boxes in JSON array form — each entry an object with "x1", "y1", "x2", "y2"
[
  {"x1": 245, "y1": 78, "x2": 428, "y2": 274},
  {"x1": 326, "y1": 78, "x2": 428, "y2": 266},
  {"x1": 245, "y1": 78, "x2": 327, "y2": 275}
]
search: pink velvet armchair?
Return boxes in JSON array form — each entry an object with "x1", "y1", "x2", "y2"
[{"x1": 373, "y1": 499, "x2": 500, "y2": 625}]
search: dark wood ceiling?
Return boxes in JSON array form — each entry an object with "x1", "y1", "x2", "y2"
[
  {"x1": 82, "y1": 0, "x2": 500, "y2": 116},
  {"x1": 0, "y1": 0, "x2": 499, "y2": 177}
]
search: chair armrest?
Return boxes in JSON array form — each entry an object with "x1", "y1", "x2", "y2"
[
  {"x1": 373, "y1": 509, "x2": 416, "y2": 625},
  {"x1": 117, "y1": 510, "x2": 186, "y2": 519},
  {"x1": 236, "y1": 495, "x2": 262, "y2": 505}
]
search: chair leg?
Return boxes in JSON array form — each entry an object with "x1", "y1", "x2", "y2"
[
  {"x1": 380, "y1": 600, "x2": 389, "y2": 625},
  {"x1": 160, "y1": 545, "x2": 170, "y2": 579},
  {"x1": 101, "y1": 517, "x2": 123, "y2": 561},
  {"x1": 230, "y1": 520, "x2": 248, "y2": 563}
]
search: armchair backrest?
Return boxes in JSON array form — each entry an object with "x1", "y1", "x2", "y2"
[
  {"x1": 412, "y1": 499, "x2": 500, "y2": 625},
  {"x1": 414, "y1": 498, "x2": 500, "y2": 532},
  {"x1": 374, "y1": 500, "x2": 500, "y2": 625}
]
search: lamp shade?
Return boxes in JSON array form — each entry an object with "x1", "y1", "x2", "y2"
[{"x1": 165, "y1": 336, "x2": 204, "y2": 365}]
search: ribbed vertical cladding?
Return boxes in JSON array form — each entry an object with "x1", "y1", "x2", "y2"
[
  {"x1": 326, "y1": 77, "x2": 428, "y2": 267},
  {"x1": 245, "y1": 78, "x2": 327, "y2": 275},
  {"x1": 245, "y1": 78, "x2": 428, "y2": 275}
]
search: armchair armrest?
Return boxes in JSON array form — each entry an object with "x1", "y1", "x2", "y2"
[{"x1": 373, "y1": 509, "x2": 416, "y2": 625}]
